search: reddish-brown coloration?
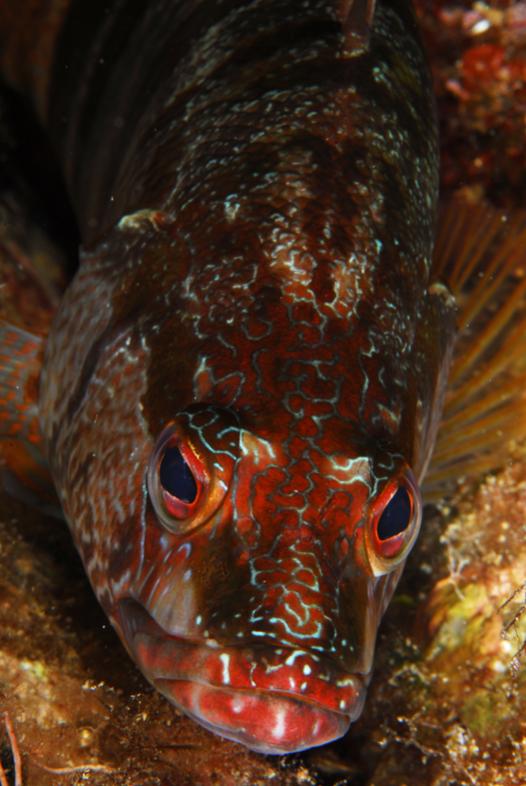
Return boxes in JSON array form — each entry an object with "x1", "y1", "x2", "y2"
[{"x1": 0, "y1": 0, "x2": 453, "y2": 754}]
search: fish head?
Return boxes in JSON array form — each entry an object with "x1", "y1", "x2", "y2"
[
  {"x1": 43, "y1": 224, "x2": 442, "y2": 754},
  {"x1": 110, "y1": 402, "x2": 422, "y2": 754}
]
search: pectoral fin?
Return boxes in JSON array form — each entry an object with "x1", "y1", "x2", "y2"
[
  {"x1": 0, "y1": 322, "x2": 60, "y2": 514},
  {"x1": 425, "y1": 196, "x2": 526, "y2": 497}
]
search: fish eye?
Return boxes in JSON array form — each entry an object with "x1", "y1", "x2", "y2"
[
  {"x1": 160, "y1": 445, "x2": 198, "y2": 504},
  {"x1": 156, "y1": 439, "x2": 202, "y2": 520},
  {"x1": 376, "y1": 486, "x2": 411, "y2": 540},
  {"x1": 147, "y1": 409, "x2": 239, "y2": 535},
  {"x1": 148, "y1": 424, "x2": 206, "y2": 529},
  {"x1": 366, "y1": 470, "x2": 422, "y2": 573}
]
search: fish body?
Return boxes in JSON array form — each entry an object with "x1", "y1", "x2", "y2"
[{"x1": 0, "y1": 0, "x2": 454, "y2": 753}]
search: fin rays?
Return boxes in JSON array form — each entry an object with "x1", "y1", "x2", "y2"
[{"x1": 425, "y1": 197, "x2": 526, "y2": 498}]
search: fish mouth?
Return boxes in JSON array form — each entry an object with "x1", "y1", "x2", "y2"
[{"x1": 115, "y1": 598, "x2": 367, "y2": 754}]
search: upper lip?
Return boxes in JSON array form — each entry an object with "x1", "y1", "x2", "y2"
[{"x1": 116, "y1": 597, "x2": 366, "y2": 718}]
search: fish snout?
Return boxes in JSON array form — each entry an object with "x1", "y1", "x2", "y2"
[{"x1": 115, "y1": 597, "x2": 366, "y2": 753}]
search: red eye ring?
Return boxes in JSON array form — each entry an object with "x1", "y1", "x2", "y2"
[
  {"x1": 366, "y1": 469, "x2": 422, "y2": 574},
  {"x1": 147, "y1": 408, "x2": 239, "y2": 536}
]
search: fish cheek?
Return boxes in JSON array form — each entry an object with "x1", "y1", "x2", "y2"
[
  {"x1": 336, "y1": 569, "x2": 396, "y2": 675},
  {"x1": 49, "y1": 322, "x2": 153, "y2": 608},
  {"x1": 105, "y1": 523, "x2": 143, "y2": 603},
  {"x1": 182, "y1": 522, "x2": 251, "y2": 635},
  {"x1": 334, "y1": 516, "x2": 404, "y2": 675}
]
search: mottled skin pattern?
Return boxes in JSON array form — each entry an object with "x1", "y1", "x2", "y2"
[{"x1": 0, "y1": 0, "x2": 455, "y2": 752}]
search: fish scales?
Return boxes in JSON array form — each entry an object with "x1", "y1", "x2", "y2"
[{"x1": 0, "y1": 0, "x2": 454, "y2": 753}]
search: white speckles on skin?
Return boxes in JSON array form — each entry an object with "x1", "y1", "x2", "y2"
[
  {"x1": 224, "y1": 194, "x2": 241, "y2": 222},
  {"x1": 327, "y1": 251, "x2": 371, "y2": 319},
  {"x1": 193, "y1": 354, "x2": 209, "y2": 375},
  {"x1": 110, "y1": 569, "x2": 132, "y2": 596},
  {"x1": 176, "y1": 542, "x2": 192, "y2": 559},
  {"x1": 183, "y1": 569, "x2": 193, "y2": 582},
  {"x1": 157, "y1": 533, "x2": 172, "y2": 553},
  {"x1": 311, "y1": 719, "x2": 322, "y2": 738},
  {"x1": 272, "y1": 708, "x2": 286, "y2": 741},
  {"x1": 377, "y1": 402, "x2": 401, "y2": 434},
  {"x1": 324, "y1": 455, "x2": 371, "y2": 487},
  {"x1": 284, "y1": 650, "x2": 308, "y2": 667},
  {"x1": 240, "y1": 430, "x2": 277, "y2": 462},
  {"x1": 220, "y1": 653, "x2": 231, "y2": 685},
  {"x1": 270, "y1": 241, "x2": 315, "y2": 294},
  {"x1": 303, "y1": 664, "x2": 312, "y2": 676},
  {"x1": 336, "y1": 676, "x2": 360, "y2": 688},
  {"x1": 204, "y1": 637, "x2": 221, "y2": 649},
  {"x1": 269, "y1": 614, "x2": 324, "y2": 640}
]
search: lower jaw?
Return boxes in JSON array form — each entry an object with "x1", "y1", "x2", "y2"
[
  {"x1": 116, "y1": 601, "x2": 364, "y2": 753},
  {"x1": 155, "y1": 677, "x2": 353, "y2": 754}
]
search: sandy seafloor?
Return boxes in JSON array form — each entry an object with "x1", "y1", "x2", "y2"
[{"x1": 0, "y1": 1, "x2": 525, "y2": 784}]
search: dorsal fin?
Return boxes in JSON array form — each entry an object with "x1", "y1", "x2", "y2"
[
  {"x1": 338, "y1": 0, "x2": 376, "y2": 56},
  {"x1": 425, "y1": 196, "x2": 526, "y2": 499}
]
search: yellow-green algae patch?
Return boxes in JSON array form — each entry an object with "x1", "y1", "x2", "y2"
[
  {"x1": 460, "y1": 687, "x2": 519, "y2": 740},
  {"x1": 426, "y1": 582, "x2": 495, "y2": 656}
]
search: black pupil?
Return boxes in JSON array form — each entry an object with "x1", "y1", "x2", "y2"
[
  {"x1": 159, "y1": 446, "x2": 197, "y2": 503},
  {"x1": 377, "y1": 486, "x2": 411, "y2": 540}
]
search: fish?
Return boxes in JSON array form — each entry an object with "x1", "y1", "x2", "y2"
[{"x1": 0, "y1": 0, "x2": 523, "y2": 756}]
